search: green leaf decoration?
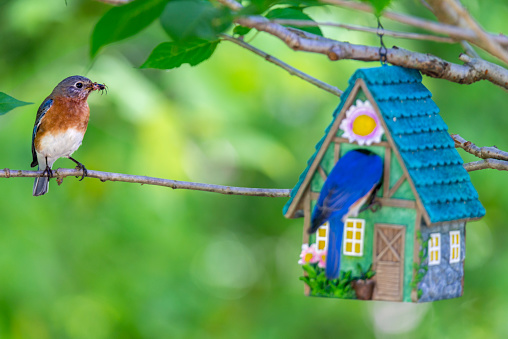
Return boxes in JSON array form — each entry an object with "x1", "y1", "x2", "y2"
[
  {"x1": 0, "y1": 92, "x2": 32, "y2": 116},
  {"x1": 91, "y1": 0, "x2": 168, "y2": 57},
  {"x1": 140, "y1": 39, "x2": 220, "y2": 70},
  {"x1": 160, "y1": 0, "x2": 232, "y2": 42},
  {"x1": 361, "y1": 0, "x2": 391, "y2": 15},
  {"x1": 265, "y1": 7, "x2": 323, "y2": 36}
]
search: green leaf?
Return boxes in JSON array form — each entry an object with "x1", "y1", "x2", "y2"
[
  {"x1": 140, "y1": 39, "x2": 220, "y2": 69},
  {"x1": 160, "y1": 0, "x2": 232, "y2": 42},
  {"x1": 361, "y1": 0, "x2": 391, "y2": 15},
  {"x1": 0, "y1": 92, "x2": 32, "y2": 116},
  {"x1": 233, "y1": 25, "x2": 252, "y2": 36},
  {"x1": 91, "y1": 0, "x2": 168, "y2": 57},
  {"x1": 301, "y1": 264, "x2": 317, "y2": 278},
  {"x1": 265, "y1": 7, "x2": 322, "y2": 36}
]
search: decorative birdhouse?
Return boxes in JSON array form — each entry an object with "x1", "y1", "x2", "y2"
[{"x1": 283, "y1": 66, "x2": 485, "y2": 302}]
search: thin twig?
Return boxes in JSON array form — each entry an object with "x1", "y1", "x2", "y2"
[
  {"x1": 215, "y1": 0, "x2": 243, "y2": 11},
  {"x1": 464, "y1": 159, "x2": 508, "y2": 172},
  {"x1": 220, "y1": 34, "x2": 343, "y2": 96},
  {"x1": 321, "y1": 0, "x2": 508, "y2": 48},
  {"x1": 270, "y1": 19, "x2": 456, "y2": 44},
  {"x1": 1, "y1": 168, "x2": 291, "y2": 197},
  {"x1": 94, "y1": 0, "x2": 133, "y2": 4},
  {"x1": 427, "y1": 0, "x2": 508, "y2": 65},
  {"x1": 452, "y1": 134, "x2": 508, "y2": 161}
]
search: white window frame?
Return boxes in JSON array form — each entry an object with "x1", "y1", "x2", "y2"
[
  {"x1": 449, "y1": 231, "x2": 461, "y2": 264},
  {"x1": 429, "y1": 233, "x2": 441, "y2": 266},
  {"x1": 343, "y1": 218, "x2": 365, "y2": 257},
  {"x1": 315, "y1": 221, "x2": 329, "y2": 251}
]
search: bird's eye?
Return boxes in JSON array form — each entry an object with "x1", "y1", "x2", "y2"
[{"x1": 76, "y1": 82, "x2": 83, "y2": 88}]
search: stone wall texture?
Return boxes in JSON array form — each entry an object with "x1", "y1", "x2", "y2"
[{"x1": 418, "y1": 222, "x2": 466, "y2": 302}]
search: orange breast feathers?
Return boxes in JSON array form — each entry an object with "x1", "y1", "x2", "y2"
[{"x1": 34, "y1": 97, "x2": 90, "y2": 152}]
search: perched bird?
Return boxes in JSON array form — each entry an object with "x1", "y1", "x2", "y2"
[
  {"x1": 308, "y1": 149, "x2": 383, "y2": 279},
  {"x1": 31, "y1": 75, "x2": 105, "y2": 196}
]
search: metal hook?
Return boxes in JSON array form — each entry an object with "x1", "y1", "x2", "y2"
[{"x1": 377, "y1": 18, "x2": 387, "y2": 65}]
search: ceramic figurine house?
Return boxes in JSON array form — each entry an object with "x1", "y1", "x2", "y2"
[{"x1": 284, "y1": 66, "x2": 485, "y2": 302}]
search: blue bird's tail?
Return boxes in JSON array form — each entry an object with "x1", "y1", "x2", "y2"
[
  {"x1": 326, "y1": 216, "x2": 344, "y2": 280},
  {"x1": 33, "y1": 171, "x2": 49, "y2": 196}
]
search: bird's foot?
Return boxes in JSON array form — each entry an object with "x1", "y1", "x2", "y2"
[
  {"x1": 42, "y1": 166, "x2": 53, "y2": 178},
  {"x1": 69, "y1": 157, "x2": 87, "y2": 181}
]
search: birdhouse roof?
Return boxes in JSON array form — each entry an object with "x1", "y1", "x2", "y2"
[{"x1": 283, "y1": 66, "x2": 485, "y2": 224}]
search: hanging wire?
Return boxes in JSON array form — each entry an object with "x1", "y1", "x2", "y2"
[{"x1": 377, "y1": 18, "x2": 388, "y2": 65}]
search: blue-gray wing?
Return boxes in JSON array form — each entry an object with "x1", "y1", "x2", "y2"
[{"x1": 31, "y1": 98, "x2": 53, "y2": 167}]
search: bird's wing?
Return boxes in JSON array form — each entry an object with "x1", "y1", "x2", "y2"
[
  {"x1": 309, "y1": 150, "x2": 383, "y2": 233},
  {"x1": 31, "y1": 98, "x2": 53, "y2": 167}
]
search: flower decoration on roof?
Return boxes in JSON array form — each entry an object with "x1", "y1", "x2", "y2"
[{"x1": 340, "y1": 100, "x2": 384, "y2": 145}]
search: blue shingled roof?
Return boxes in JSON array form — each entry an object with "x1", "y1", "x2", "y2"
[{"x1": 283, "y1": 66, "x2": 485, "y2": 224}]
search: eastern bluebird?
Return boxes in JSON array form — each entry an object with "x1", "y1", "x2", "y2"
[
  {"x1": 308, "y1": 149, "x2": 383, "y2": 279},
  {"x1": 31, "y1": 75, "x2": 105, "y2": 196}
]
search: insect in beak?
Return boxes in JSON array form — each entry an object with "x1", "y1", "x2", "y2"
[{"x1": 92, "y1": 82, "x2": 107, "y2": 95}]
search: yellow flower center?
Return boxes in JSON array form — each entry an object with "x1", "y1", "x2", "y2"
[
  {"x1": 352, "y1": 115, "x2": 376, "y2": 136},
  {"x1": 304, "y1": 253, "x2": 314, "y2": 262}
]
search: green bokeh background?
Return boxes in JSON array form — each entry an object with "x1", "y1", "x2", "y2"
[{"x1": 1, "y1": 0, "x2": 508, "y2": 338}]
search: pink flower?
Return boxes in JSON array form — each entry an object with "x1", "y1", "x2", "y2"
[
  {"x1": 298, "y1": 244, "x2": 319, "y2": 265},
  {"x1": 317, "y1": 250, "x2": 327, "y2": 268}
]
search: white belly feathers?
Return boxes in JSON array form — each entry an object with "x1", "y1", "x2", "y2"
[{"x1": 37, "y1": 128, "x2": 84, "y2": 168}]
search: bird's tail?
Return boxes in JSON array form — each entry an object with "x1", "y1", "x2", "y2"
[
  {"x1": 33, "y1": 169, "x2": 49, "y2": 196},
  {"x1": 326, "y1": 217, "x2": 344, "y2": 280}
]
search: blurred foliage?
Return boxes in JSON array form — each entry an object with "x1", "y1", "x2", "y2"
[{"x1": 1, "y1": 0, "x2": 508, "y2": 338}]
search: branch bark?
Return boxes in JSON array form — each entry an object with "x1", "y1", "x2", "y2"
[
  {"x1": 235, "y1": 15, "x2": 508, "y2": 90},
  {"x1": 1, "y1": 168, "x2": 291, "y2": 197}
]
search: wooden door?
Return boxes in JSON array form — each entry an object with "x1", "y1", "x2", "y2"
[{"x1": 372, "y1": 224, "x2": 405, "y2": 301}]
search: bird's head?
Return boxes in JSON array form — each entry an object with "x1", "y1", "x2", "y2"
[{"x1": 52, "y1": 75, "x2": 106, "y2": 100}]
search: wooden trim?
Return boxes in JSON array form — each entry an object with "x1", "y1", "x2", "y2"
[
  {"x1": 361, "y1": 82, "x2": 431, "y2": 225},
  {"x1": 383, "y1": 146, "x2": 391, "y2": 197},
  {"x1": 387, "y1": 175, "x2": 406, "y2": 198},
  {"x1": 332, "y1": 137, "x2": 390, "y2": 147},
  {"x1": 303, "y1": 188, "x2": 311, "y2": 296},
  {"x1": 334, "y1": 141, "x2": 340, "y2": 163},
  {"x1": 378, "y1": 198, "x2": 416, "y2": 209},
  {"x1": 284, "y1": 81, "x2": 364, "y2": 218},
  {"x1": 310, "y1": 191, "x2": 320, "y2": 200},
  {"x1": 372, "y1": 223, "x2": 405, "y2": 301},
  {"x1": 318, "y1": 165, "x2": 328, "y2": 181}
]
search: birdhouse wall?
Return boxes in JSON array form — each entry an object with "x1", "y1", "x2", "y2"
[
  {"x1": 416, "y1": 222, "x2": 466, "y2": 302},
  {"x1": 305, "y1": 136, "x2": 421, "y2": 301}
]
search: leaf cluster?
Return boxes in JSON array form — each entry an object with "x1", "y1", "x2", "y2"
[
  {"x1": 300, "y1": 264, "x2": 357, "y2": 299},
  {"x1": 90, "y1": 0, "x2": 332, "y2": 70},
  {"x1": 409, "y1": 231, "x2": 429, "y2": 299}
]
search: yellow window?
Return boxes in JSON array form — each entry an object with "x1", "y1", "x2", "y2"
[
  {"x1": 315, "y1": 222, "x2": 329, "y2": 251},
  {"x1": 449, "y1": 231, "x2": 460, "y2": 264},
  {"x1": 318, "y1": 240, "x2": 326, "y2": 250},
  {"x1": 343, "y1": 218, "x2": 365, "y2": 257},
  {"x1": 429, "y1": 233, "x2": 441, "y2": 266}
]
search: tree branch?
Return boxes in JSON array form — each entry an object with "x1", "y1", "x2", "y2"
[
  {"x1": 0, "y1": 168, "x2": 291, "y2": 197},
  {"x1": 235, "y1": 15, "x2": 508, "y2": 90},
  {"x1": 220, "y1": 34, "x2": 343, "y2": 96}
]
